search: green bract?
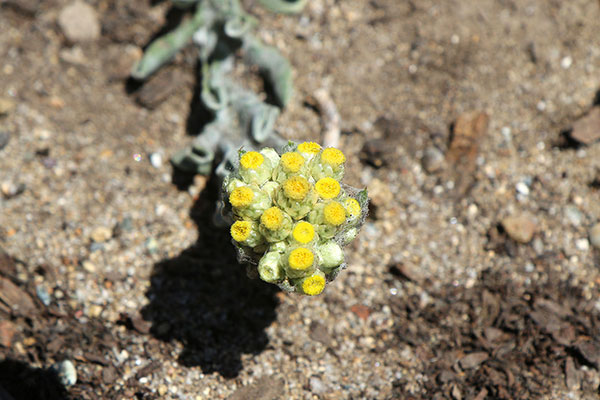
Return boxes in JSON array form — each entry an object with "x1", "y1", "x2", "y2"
[{"x1": 223, "y1": 142, "x2": 368, "y2": 295}]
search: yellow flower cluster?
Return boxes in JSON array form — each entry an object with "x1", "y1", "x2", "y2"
[{"x1": 223, "y1": 142, "x2": 368, "y2": 295}]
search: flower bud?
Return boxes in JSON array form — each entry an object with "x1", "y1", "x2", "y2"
[
  {"x1": 317, "y1": 240, "x2": 344, "y2": 271},
  {"x1": 258, "y1": 251, "x2": 284, "y2": 283}
]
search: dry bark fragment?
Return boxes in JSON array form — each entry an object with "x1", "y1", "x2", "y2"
[{"x1": 0, "y1": 278, "x2": 36, "y2": 317}]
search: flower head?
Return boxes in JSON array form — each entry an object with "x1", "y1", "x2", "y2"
[
  {"x1": 297, "y1": 141, "x2": 322, "y2": 154},
  {"x1": 230, "y1": 220, "x2": 252, "y2": 242},
  {"x1": 323, "y1": 201, "x2": 346, "y2": 226},
  {"x1": 300, "y1": 273, "x2": 326, "y2": 296},
  {"x1": 283, "y1": 176, "x2": 310, "y2": 201},
  {"x1": 288, "y1": 247, "x2": 314, "y2": 271},
  {"x1": 280, "y1": 152, "x2": 305, "y2": 173},
  {"x1": 321, "y1": 148, "x2": 346, "y2": 167},
  {"x1": 292, "y1": 221, "x2": 315, "y2": 244},
  {"x1": 240, "y1": 151, "x2": 264, "y2": 169},
  {"x1": 315, "y1": 177, "x2": 341, "y2": 199},
  {"x1": 261, "y1": 207, "x2": 284, "y2": 230},
  {"x1": 229, "y1": 186, "x2": 254, "y2": 208}
]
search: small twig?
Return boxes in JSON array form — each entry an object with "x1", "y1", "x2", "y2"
[{"x1": 311, "y1": 88, "x2": 341, "y2": 148}]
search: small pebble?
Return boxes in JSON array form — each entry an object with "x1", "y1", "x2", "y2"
[
  {"x1": 145, "y1": 237, "x2": 159, "y2": 254},
  {"x1": 590, "y1": 223, "x2": 600, "y2": 249},
  {"x1": 82, "y1": 260, "x2": 96, "y2": 273},
  {"x1": 58, "y1": 1, "x2": 100, "y2": 43},
  {"x1": 90, "y1": 226, "x2": 112, "y2": 243},
  {"x1": 309, "y1": 376, "x2": 328, "y2": 394},
  {"x1": 149, "y1": 152, "x2": 163, "y2": 168},
  {"x1": 1, "y1": 181, "x2": 25, "y2": 198},
  {"x1": 158, "y1": 385, "x2": 168, "y2": 396},
  {"x1": 564, "y1": 205, "x2": 583, "y2": 226},
  {"x1": 575, "y1": 238, "x2": 589, "y2": 252},
  {"x1": 35, "y1": 284, "x2": 52, "y2": 306},
  {"x1": 515, "y1": 182, "x2": 530, "y2": 196},
  {"x1": 53, "y1": 360, "x2": 77, "y2": 386},
  {"x1": 502, "y1": 214, "x2": 537, "y2": 243},
  {"x1": 561, "y1": 56, "x2": 573, "y2": 69},
  {"x1": 421, "y1": 146, "x2": 444, "y2": 173}
]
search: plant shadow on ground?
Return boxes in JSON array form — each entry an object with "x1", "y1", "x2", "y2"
[
  {"x1": 141, "y1": 171, "x2": 280, "y2": 378},
  {"x1": 0, "y1": 359, "x2": 67, "y2": 400}
]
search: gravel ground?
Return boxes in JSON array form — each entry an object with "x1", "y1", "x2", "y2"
[{"x1": 1, "y1": 0, "x2": 600, "y2": 399}]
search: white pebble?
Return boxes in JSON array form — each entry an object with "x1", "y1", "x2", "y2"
[
  {"x1": 515, "y1": 182, "x2": 530, "y2": 196},
  {"x1": 150, "y1": 152, "x2": 163, "y2": 168},
  {"x1": 560, "y1": 56, "x2": 572, "y2": 69},
  {"x1": 575, "y1": 238, "x2": 589, "y2": 251}
]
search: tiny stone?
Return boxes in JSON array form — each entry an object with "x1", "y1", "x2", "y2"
[
  {"x1": 421, "y1": 146, "x2": 444, "y2": 173},
  {"x1": 589, "y1": 224, "x2": 600, "y2": 249},
  {"x1": 515, "y1": 182, "x2": 529, "y2": 196},
  {"x1": 561, "y1": 56, "x2": 572, "y2": 69},
  {"x1": 309, "y1": 376, "x2": 328, "y2": 394},
  {"x1": 35, "y1": 284, "x2": 52, "y2": 306},
  {"x1": 58, "y1": 1, "x2": 101, "y2": 43},
  {"x1": 89, "y1": 242, "x2": 104, "y2": 252},
  {"x1": 149, "y1": 152, "x2": 163, "y2": 168},
  {"x1": 502, "y1": 214, "x2": 536, "y2": 243},
  {"x1": 88, "y1": 304, "x2": 102, "y2": 318},
  {"x1": 145, "y1": 238, "x2": 159, "y2": 254},
  {"x1": 54, "y1": 360, "x2": 77, "y2": 387},
  {"x1": 90, "y1": 226, "x2": 112, "y2": 243},
  {"x1": 565, "y1": 205, "x2": 584, "y2": 226},
  {"x1": 158, "y1": 385, "x2": 168, "y2": 396},
  {"x1": 82, "y1": 260, "x2": 96, "y2": 273}
]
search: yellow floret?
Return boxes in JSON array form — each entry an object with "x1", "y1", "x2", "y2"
[
  {"x1": 344, "y1": 198, "x2": 361, "y2": 218},
  {"x1": 230, "y1": 221, "x2": 252, "y2": 242},
  {"x1": 229, "y1": 186, "x2": 254, "y2": 208},
  {"x1": 283, "y1": 176, "x2": 310, "y2": 201},
  {"x1": 302, "y1": 274, "x2": 326, "y2": 296},
  {"x1": 321, "y1": 148, "x2": 346, "y2": 166},
  {"x1": 280, "y1": 152, "x2": 305, "y2": 172},
  {"x1": 240, "y1": 151, "x2": 264, "y2": 169},
  {"x1": 315, "y1": 177, "x2": 341, "y2": 199},
  {"x1": 323, "y1": 201, "x2": 346, "y2": 226},
  {"x1": 288, "y1": 247, "x2": 314, "y2": 270},
  {"x1": 261, "y1": 207, "x2": 284, "y2": 230},
  {"x1": 292, "y1": 222, "x2": 315, "y2": 244},
  {"x1": 297, "y1": 141, "x2": 322, "y2": 154}
]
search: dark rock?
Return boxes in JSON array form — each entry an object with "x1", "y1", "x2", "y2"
[{"x1": 570, "y1": 107, "x2": 600, "y2": 145}]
